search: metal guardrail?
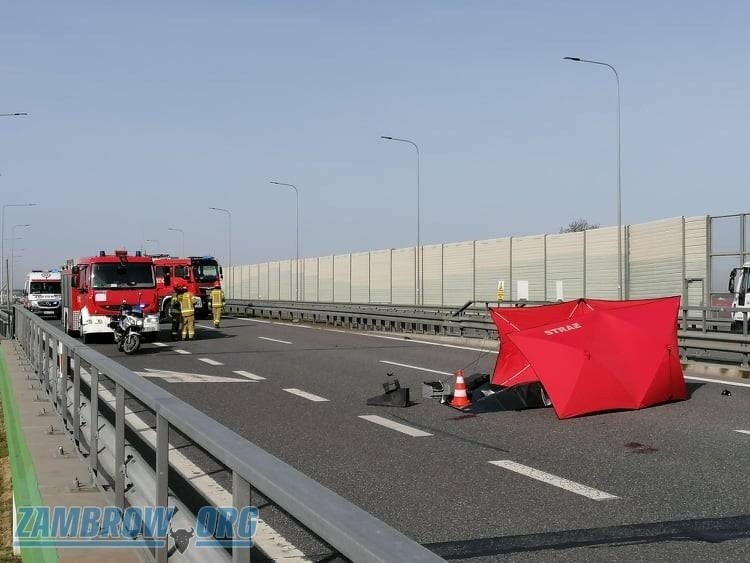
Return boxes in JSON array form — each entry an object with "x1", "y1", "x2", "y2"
[
  {"x1": 11, "y1": 305, "x2": 444, "y2": 563},
  {"x1": 226, "y1": 299, "x2": 750, "y2": 367}
]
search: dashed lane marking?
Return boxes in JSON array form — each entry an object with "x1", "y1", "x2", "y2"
[
  {"x1": 358, "y1": 415, "x2": 433, "y2": 437},
  {"x1": 489, "y1": 460, "x2": 619, "y2": 501},
  {"x1": 153, "y1": 342, "x2": 168, "y2": 347},
  {"x1": 734, "y1": 430, "x2": 750, "y2": 435},
  {"x1": 233, "y1": 370, "x2": 266, "y2": 381},
  {"x1": 237, "y1": 318, "x2": 272, "y2": 324},
  {"x1": 380, "y1": 360, "x2": 453, "y2": 376},
  {"x1": 258, "y1": 336, "x2": 293, "y2": 345},
  {"x1": 196, "y1": 323, "x2": 218, "y2": 330},
  {"x1": 283, "y1": 388, "x2": 329, "y2": 402},
  {"x1": 198, "y1": 358, "x2": 223, "y2": 366},
  {"x1": 174, "y1": 349, "x2": 191, "y2": 355}
]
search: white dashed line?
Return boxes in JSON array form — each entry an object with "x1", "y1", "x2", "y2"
[
  {"x1": 258, "y1": 337, "x2": 293, "y2": 345},
  {"x1": 153, "y1": 342, "x2": 168, "y2": 347},
  {"x1": 734, "y1": 430, "x2": 750, "y2": 435},
  {"x1": 174, "y1": 349, "x2": 191, "y2": 355},
  {"x1": 685, "y1": 376, "x2": 750, "y2": 388},
  {"x1": 283, "y1": 388, "x2": 329, "y2": 402},
  {"x1": 489, "y1": 460, "x2": 619, "y2": 501},
  {"x1": 233, "y1": 370, "x2": 266, "y2": 381},
  {"x1": 238, "y1": 318, "x2": 272, "y2": 324},
  {"x1": 198, "y1": 358, "x2": 223, "y2": 366},
  {"x1": 196, "y1": 324, "x2": 218, "y2": 330},
  {"x1": 358, "y1": 415, "x2": 433, "y2": 437},
  {"x1": 380, "y1": 360, "x2": 453, "y2": 376},
  {"x1": 273, "y1": 322, "x2": 312, "y2": 329}
]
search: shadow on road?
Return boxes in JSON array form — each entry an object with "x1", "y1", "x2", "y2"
[{"x1": 423, "y1": 513, "x2": 750, "y2": 559}]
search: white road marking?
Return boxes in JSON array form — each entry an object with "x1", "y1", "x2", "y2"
[
  {"x1": 258, "y1": 336, "x2": 293, "y2": 345},
  {"x1": 138, "y1": 368, "x2": 246, "y2": 384},
  {"x1": 326, "y1": 328, "x2": 497, "y2": 353},
  {"x1": 380, "y1": 360, "x2": 453, "y2": 376},
  {"x1": 734, "y1": 430, "x2": 750, "y2": 435},
  {"x1": 198, "y1": 357, "x2": 223, "y2": 366},
  {"x1": 196, "y1": 323, "x2": 218, "y2": 330},
  {"x1": 273, "y1": 321, "x2": 312, "y2": 329},
  {"x1": 233, "y1": 370, "x2": 266, "y2": 381},
  {"x1": 489, "y1": 460, "x2": 619, "y2": 501},
  {"x1": 80, "y1": 369, "x2": 305, "y2": 560},
  {"x1": 358, "y1": 415, "x2": 433, "y2": 437},
  {"x1": 238, "y1": 318, "x2": 272, "y2": 324},
  {"x1": 685, "y1": 376, "x2": 750, "y2": 388},
  {"x1": 174, "y1": 349, "x2": 191, "y2": 355},
  {"x1": 153, "y1": 342, "x2": 168, "y2": 347},
  {"x1": 283, "y1": 388, "x2": 329, "y2": 402}
]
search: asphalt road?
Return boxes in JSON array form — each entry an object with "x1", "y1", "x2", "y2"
[{"x1": 49, "y1": 316, "x2": 750, "y2": 561}]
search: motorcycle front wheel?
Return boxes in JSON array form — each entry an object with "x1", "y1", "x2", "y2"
[{"x1": 122, "y1": 332, "x2": 141, "y2": 355}]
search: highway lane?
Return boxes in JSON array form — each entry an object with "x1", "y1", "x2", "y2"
[{"x1": 48, "y1": 317, "x2": 750, "y2": 561}]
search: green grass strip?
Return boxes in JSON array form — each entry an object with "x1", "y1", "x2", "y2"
[{"x1": 0, "y1": 346, "x2": 58, "y2": 563}]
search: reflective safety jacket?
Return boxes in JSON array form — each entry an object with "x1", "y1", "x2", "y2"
[
  {"x1": 176, "y1": 291, "x2": 195, "y2": 315},
  {"x1": 210, "y1": 288, "x2": 225, "y2": 308}
]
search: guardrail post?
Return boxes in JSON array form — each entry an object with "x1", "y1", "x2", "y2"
[
  {"x1": 73, "y1": 352, "x2": 81, "y2": 448},
  {"x1": 155, "y1": 414, "x2": 169, "y2": 563},
  {"x1": 89, "y1": 368, "x2": 99, "y2": 476},
  {"x1": 60, "y1": 342, "x2": 69, "y2": 428},
  {"x1": 40, "y1": 332, "x2": 47, "y2": 389},
  {"x1": 744, "y1": 311, "x2": 748, "y2": 337},
  {"x1": 232, "y1": 471, "x2": 251, "y2": 563},
  {"x1": 115, "y1": 383, "x2": 125, "y2": 510},
  {"x1": 51, "y1": 337, "x2": 60, "y2": 411}
]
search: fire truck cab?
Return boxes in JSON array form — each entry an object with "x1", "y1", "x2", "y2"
[
  {"x1": 62, "y1": 250, "x2": 161, "y2": 343},
  {"x1": 153, "y1": 255, "x2": 221, "y2": 319}
]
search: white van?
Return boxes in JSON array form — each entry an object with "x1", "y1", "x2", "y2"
[{"x1": 24, "y1": 270, "x2": 62, "y2": 318}]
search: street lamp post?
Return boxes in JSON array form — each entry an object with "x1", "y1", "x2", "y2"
[
  {"x1": 10, "y1": 224, "x2": 29, "y2": 295},
  {"x1": 381, "y1": 136, "x2": 422, "y2": 305},
  {"x1": 564, "y1": 56, "x2": 623, "y2": 300},
  {"x1": 144, "y1": 239, "x2": 160, "y2": 255},
  {"x1": 1, "y1": 203, "x2": 36, "y2": 308},
  {"x1": 270, "y1": 182, "x2": 300, "y2": 302},
  {"x1": 168, "y1": 227, "x2": 185, "y2": 256},
  {"x1": 208, "y1": 207, "x2": 232, "y2": 297}
]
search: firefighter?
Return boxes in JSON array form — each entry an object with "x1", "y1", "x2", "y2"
[
  {"x1": 175, "y1": 284, "x2": 196, "y2": 340},
  {"x1": 210, "y1": 282, "x2": 225, "y2": 328},
  {"x1": 169, "y1": 293, "x2": 182, "y2": 340}
]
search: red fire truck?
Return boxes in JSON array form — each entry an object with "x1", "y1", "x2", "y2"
[
  {"x1": 152, "y1": 255, "x2": 221, "y2": 319},
  {"x1": 61, "y1": 250, "x2": 161, "y2": 343}
]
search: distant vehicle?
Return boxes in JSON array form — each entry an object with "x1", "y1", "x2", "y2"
[
  {"x1": 61, "y1": 250, "x2": 160, "y2": 344},
  {"x1": 152, "y1": 255, "x2": 222, "y2": 319},
  {"x1": 23, "y1": 270, "x2": 62, "y2": 319},
  {"x1": 728, "y1": 262, "x2": 750, "y2": 331}
]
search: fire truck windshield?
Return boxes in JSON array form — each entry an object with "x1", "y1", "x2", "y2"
[
  {"x1": 193, "y1": 262, "x2": 219, "y2": 283},
  {"x1": 91, "y1": 263, "x2": 155, "y2": 289},
  {"x1": 29, "y1": 281, "x2": 61, "y2": 294}
]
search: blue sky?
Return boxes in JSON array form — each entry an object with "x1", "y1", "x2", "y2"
[{"x1": 1, "y1": 1, "x2": 748, "y2": 283}]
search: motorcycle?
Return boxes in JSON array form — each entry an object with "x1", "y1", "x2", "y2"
[{"x1": 109, "y1": 300, "x2": 145, "y2": 354}]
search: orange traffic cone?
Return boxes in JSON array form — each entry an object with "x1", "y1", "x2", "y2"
[{"x1": 450, "y1": 369, "x2": 471, "y2": 409}]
